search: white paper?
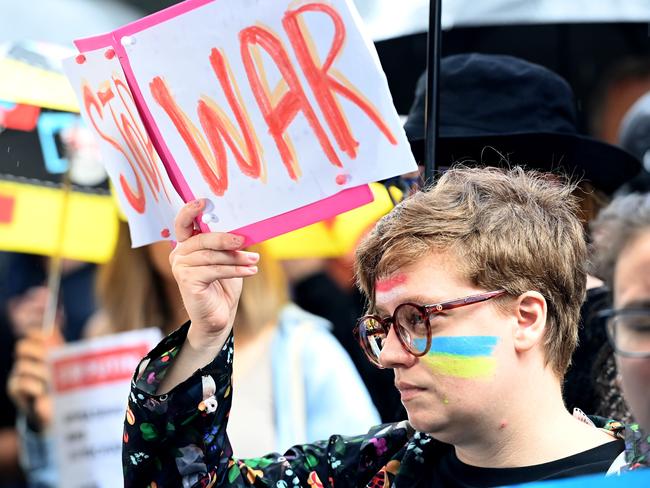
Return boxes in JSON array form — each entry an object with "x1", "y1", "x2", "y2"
[
  {"x1": 63, "y1": 49, "x2": 185, "y2": 246},
  {"x1": 122, "y1": 0, "x2": 416, "y2": 233}
]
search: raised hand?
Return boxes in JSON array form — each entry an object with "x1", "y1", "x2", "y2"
[{"x1": 159, "y1": 199, "x2": 259, "y2": 393}]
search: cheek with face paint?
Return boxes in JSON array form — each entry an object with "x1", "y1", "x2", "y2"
[{"x1": 414, "y1": 336, "x2": 499, "y2": 379}]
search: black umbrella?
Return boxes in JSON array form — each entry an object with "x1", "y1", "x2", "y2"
[{"x1": 417, "y1": 0, "x2": 650, "y2": 182}]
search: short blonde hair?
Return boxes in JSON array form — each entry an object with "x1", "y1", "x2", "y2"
[{"x1": 355, "y1": 166, "x2": 587, "y2": 377}]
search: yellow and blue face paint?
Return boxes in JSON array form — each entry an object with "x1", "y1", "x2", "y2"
[{"x1": 414, "y1": 336, "x2": 499, "y2": 379}]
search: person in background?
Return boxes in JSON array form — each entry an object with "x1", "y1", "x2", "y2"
[
  {"x1": 228, "y1": 244, "x2": 379, "y2": 456},
  {"x1": 591, "y1": 193, "x2": 650, "y2": 472},
  {"x1": 6, "y1": 224, "x2": 179, "y2": 488},
  {"x1": 8, "y1": 221, "x2": 378, "y2": 485},
  {"x1": 0, "y1": 252, "x2": 97, "y2": 488},
  {"x1": 2, "y1": 254, "x2": 97, "y2": 342}
]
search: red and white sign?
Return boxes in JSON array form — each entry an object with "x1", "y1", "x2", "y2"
[
  {"x1": 52, "y1": 344, "x2": 152, "y2": 393},
  {"x1": 49, "y1": 328, "x2": 161, "y2": 488}
]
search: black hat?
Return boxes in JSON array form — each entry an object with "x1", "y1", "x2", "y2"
[{"x1": 404, "y1": 53, "x2": 641, "y2": 194}]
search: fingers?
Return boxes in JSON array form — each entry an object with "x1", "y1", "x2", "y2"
[
  {"x1": 8, "y1": 371, "x2": 48, "y2": 402},
  {"x1": 178, "y1": 264, "x2": 258, "y2": 285},
  {"x1": 172, "y1": 245, "x2": 259, "y2": 287},
  {"x1": 8, "y1": 297, "x2": 45, "y2": 336},
  {"x1": 12, "y1": 357, "x2": 49, "y2": 383},
  {"x1": 176, "y1": 231, "x2": 246, "y2": 255},
  {"x1": 175, "y1": 199, "x2": 205, "y2": 242},
  {"x1": 173, "y1": 200, "x2": 249, "y2": 256},
  {"x1": 177, "y1": 249, "x2": 259, "y2": 267},
  {"x1": 7, "y1": 372, "x2": 51, "y2": 428},
  {"x1": 8, "y1": 338, "x2": 51, "y2": 413},
  {"x1": 15, "y1": 334, "x2": 48, "y2": 362},
  {"x1": 26, "y1": 286, "x2": 50, "y2": 302}
]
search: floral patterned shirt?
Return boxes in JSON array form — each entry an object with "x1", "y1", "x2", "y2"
[{"x1": 123, "y1": 323, "x2": 649, "y2": 487}]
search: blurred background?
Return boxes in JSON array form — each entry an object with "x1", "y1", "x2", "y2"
[
  {"x1": 1, "y1": 1, "x2": 650, "y2": 487},
  {"x1": 5, "y1": 0, "x2": 650, "y2": 135}
]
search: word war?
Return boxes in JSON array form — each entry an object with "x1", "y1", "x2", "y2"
[{"x1": 151, "y1": 2, "x2": 397, "y2": 197}]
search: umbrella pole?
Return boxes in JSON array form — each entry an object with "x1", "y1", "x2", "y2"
[
  {"x1": 424, "y1": 0, "x2": 442, "y2": 184},
  {"x1": 42, "y1": 170, "x2": 71, "y2": 335}
]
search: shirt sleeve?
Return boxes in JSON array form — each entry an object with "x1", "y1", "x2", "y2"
[{"x1": 123, "y1": 322, "x2": 410, "y2": 487}]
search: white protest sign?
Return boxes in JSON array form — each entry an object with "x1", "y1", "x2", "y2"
[
  {"x1": 62, "y1": 49, "x2": 185, "y2": 246},
  {"x1": 65, "y1": 0, "x2": 417, "y2": 246},
  {"x1": 49, "y1": 328, "x2": 162, "y2": 488},
  {"x1": 123, "y1": 0, "x2": 415, "y2": 232}
]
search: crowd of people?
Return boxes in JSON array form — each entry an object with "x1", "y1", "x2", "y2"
[{"x1": 1, "y1": 52, "x2": 649, "y2": 487}]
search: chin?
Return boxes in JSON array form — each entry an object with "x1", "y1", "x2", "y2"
[
  {"x1": 406, "y1": 407, "x2": 446, "y2": 435},
  {"x1": 405, "y1": 403, "x2": 476, "y2": 445}
]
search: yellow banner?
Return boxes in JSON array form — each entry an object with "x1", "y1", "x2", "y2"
[
  {"x1": 262, "y1": 183, "x2": 401, "y2": 259},
  {"x1": 0, "y1": 58, "x2": 79, "y2": 113},
  {"x1": 0, "y1": 180, "x2": 118, "y2": 263}
]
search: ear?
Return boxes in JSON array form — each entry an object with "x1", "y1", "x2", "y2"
[{"x1": 512, "y1": 291, "x2": 547, "y2": 353}]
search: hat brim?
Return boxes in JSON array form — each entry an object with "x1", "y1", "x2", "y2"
[{"x1": 409, "y1": 132, "x2": 641, "y2": 195}]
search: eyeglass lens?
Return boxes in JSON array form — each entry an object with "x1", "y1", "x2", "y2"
[
  {"x1": 360, "y1": 303, "x2": 430, "y2": 363},
  {"x1": 361, "y1": 317, "x2": 386, "y2": 361},
  {"x1": 609, "y1": 311, "x2": 650, "y2": 356},
  {"x1": 394, "y1": 303, "x2": 428, "y2": 354}
]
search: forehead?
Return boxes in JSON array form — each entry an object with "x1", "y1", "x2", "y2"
[
  {"x1": 614, "y1": 231, "x2": 650, "y2": 307},
  {"x1": 374, "y1": 251, "x2": 469, "y2": 311}
]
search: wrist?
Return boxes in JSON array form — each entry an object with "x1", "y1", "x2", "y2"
[
  {"x1": 157, "y1": 323, "x2": 230, "y2": 395},
  {"x1": 186, "y1": 323, "x2": 230, "y2": 356}
]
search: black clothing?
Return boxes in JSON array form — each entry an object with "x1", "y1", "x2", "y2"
[{"x1": 436, "y1": 439, "x2": 625, "y2": 487}]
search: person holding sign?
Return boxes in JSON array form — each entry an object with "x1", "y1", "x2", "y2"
[
  {"x1": 591, "y1": 193, "x2": 650, "y2": 472},
  {"x1": 10, "y1": 221, "x2": 378, "y2": 486},
  {"x1": 122, "y1": 166, "x2": 643, "y2": 487}
]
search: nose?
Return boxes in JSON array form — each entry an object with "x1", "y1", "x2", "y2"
[{"x1": 378, "y1": 326, "x2": 417, "y2": 369}]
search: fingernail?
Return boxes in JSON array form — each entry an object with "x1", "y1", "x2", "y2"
[
  {"x1": 248, "y1": 266, "x2": 258, "y2": 274},
  {"x1": 192, "y1": 199, "x2": 202, "y2": 208},
  {"x1": 246, "y1": 252, "x2": 259, "y2": 263}
]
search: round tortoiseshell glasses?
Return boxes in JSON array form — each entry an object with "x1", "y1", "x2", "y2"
[{"x1": 354, "y1": 290, "x2": 507, "y2": 367}]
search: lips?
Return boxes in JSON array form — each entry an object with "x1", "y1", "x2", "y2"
[{"x1": 395, "y1": 381, "x2": 426, "y2": 401}]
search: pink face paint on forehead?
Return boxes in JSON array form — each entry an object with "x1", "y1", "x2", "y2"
[
  {"x1": 375, "y1": 274, "x2": 408, "y2": 293},
  {"x1": 375, "y1": 274, "x2": 410, "y2": 306}
]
